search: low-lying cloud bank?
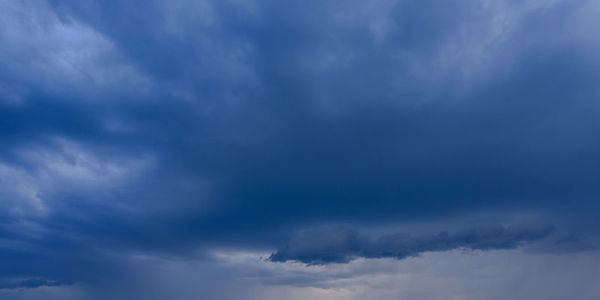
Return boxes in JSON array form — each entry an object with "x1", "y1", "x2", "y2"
[
  {"x1": 270, "y1": 224, "x2": 555, "y2": 264},
  {"x1": 0, "y1": 278, "x2": 70, "y2": 290}
]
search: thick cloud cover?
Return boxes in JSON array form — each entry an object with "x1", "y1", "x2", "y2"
[{"x1": 1, "y1": 0, "x2": 600, "y2": 298}]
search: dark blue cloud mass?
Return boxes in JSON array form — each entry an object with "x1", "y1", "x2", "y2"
[
  {"x1": 269, "y1": 223, "x2": 556, "y2": 264},
  {"x1": 1, "y1": 0, "x2": 600, "y2": 299}
]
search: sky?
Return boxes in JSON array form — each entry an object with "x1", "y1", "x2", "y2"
[{"x1": 1, "y1": 0, "x2": 600, "y2": 299}]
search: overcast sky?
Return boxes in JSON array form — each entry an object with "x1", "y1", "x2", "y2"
[{"x1": 1, "y1": 0, "x2": 600, "y2": 299}]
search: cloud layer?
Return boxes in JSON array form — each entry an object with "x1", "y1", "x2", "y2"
[
  {"x1": 270, "y1": 224, "x2": 555, "y2": 264},
  {"x1": 1, "y1": 0, "x2": 600, "y2": 298}
]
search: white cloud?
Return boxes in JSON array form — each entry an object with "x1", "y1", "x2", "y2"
[
  {"x1": 0, "y1": 137, "x2": 154, "y2": 218},
  {"x1": 0, "y1": 0, "x2": 151, "y2": 103}
]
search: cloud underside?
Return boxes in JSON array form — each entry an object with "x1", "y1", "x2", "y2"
[{"x1": 270, "y1": 224, "x2": 555, "y2": 264}]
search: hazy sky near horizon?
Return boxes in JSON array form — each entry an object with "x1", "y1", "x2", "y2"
[{"x1": 1, "y1": 0, "x2": 600, "y2": 299}]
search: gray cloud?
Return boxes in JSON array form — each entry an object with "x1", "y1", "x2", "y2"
[{"x1": 270, "y1": 224, "x2": 555, "y2": 264}]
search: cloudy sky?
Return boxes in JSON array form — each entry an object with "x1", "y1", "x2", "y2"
[{"x1": 1, "y1": 0, "x2": 600, "y2": 299}]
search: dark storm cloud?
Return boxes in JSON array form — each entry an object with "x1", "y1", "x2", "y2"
[
  {"x1": 17, "y1": 0, "x2": 600, "y2": 231},
  {"x1": 269, "y1": 224, "x2": 555, "y2": 264},
  {"x1": 1, "y1": 0, "x2": 600, "y2": 294}
]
